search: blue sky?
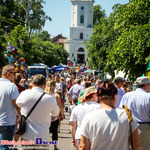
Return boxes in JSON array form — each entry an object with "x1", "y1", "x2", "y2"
[{"x1": 43, "y1": 0, "x2": 129, "y2": 38}]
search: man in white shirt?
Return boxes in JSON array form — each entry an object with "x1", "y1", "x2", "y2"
[
  {"x1": 16, "y1": 74, "x2": 59, "y2": 141},
  {"x1": 119, "y1": 76, "x2": 150, "y2": 150},
  {"x1": 114, "y1": 77, "x2": 125, "y2": 107}
]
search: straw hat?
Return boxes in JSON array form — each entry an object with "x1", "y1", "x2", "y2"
[{"x1": 78, "y1": 86, "x2": 97, "y2": 103}]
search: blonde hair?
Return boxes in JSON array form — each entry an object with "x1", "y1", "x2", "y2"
[{"x1": 45, "y1": 80, "x2": 56, "y2": 94}]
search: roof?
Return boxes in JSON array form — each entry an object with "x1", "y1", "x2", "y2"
[{"x1": 52, "y1": 34, "x2": 65, "y2": 43}]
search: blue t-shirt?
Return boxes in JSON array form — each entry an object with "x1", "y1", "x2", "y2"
[{"x1": 0, "y1": 78, "x2": 19, "y2": 125}]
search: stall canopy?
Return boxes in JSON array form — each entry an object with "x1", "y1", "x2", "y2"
[
  {"x1": 55, "y1": 67, "x2": 64, "y2": 71},
  {"x1": 57, "y1": 63, "x2": 69, "y2": 68},
  {"x1": 48, "y1": 63, "x2": 68, "y2": 72}
]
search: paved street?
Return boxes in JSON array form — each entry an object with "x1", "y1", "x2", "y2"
[{"x1": 49, "y1": 101, "x2": 76, "y2": 150}]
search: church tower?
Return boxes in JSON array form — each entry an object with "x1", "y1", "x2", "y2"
[{"x1": 69, "y1": 0, "x2": 94, "y2": 65}]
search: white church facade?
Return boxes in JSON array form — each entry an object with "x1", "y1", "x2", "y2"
[{"x1": 64, "y1": 0, "x2": 94, "y2": 66}]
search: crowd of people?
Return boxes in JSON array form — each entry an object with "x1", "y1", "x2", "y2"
[{"x1": 0, "y1": 64, "x2": 150, "y2": 150}]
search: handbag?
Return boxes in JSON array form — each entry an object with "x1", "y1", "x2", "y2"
[
  {"x1": 15, "y1": 92, "x2": 45, "y2": 135},
  {"x1": 123, "y1": 105, "x2": 133, "y2": 150},
  {"x1": 59, "y1": 113, "x2": 64, "y2": 121}
]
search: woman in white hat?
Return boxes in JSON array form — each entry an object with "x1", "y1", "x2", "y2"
[{"x1": 70, "y1": 86, "x2": 100, "y2": 149}]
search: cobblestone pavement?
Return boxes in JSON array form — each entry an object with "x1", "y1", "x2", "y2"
[{"x1": 49, "y1": 101, "x2": 76, "y2": 150}]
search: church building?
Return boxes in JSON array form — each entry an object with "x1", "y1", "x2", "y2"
[{"x1": 64, "y1": 0, "x2": 94, "y2": 66}]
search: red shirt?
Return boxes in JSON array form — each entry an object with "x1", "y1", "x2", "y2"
[{"x1": 16, "y1": 84, "x2": 25, "y2": 93}]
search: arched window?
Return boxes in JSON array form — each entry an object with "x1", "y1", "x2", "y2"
[
  {"x1": 80, "y1": 33, "x2": 83, "y2": 39},
  {"x1": 78, "y1": 48, "x2": 84, "y2": 52},
  {"x1": 81, "y1": 6, "x2": 84, "y2": 10},
  {"x1": 80, "y1": 15, "x2": 84, "y2": 24}
]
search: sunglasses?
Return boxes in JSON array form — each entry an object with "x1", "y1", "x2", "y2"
[{"x1": 9, "y1": 72, "x2": 16, "y2": 75}]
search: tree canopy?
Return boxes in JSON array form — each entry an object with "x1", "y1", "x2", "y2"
[
  {"x1": 0, "y1": 0, "x2": 69, "y2": 68},
  {"x1": 5, "y1": 25, "x2": 69, "y2": 67},
  {"x1": 87, "y1": 0, "x2": 150, "y2": 80},
  {"x1": 93, "y1": 4, "x2": 106, "y2": 25}
]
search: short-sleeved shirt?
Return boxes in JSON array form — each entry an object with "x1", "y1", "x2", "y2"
[
  {"x1": 119, "y1": 88, "x2": 150, "y2": 122},
  {"x1": 70, "y1": 101, "x2": 100, "y2": 139},
  {"x1": 16, "y1": 87, "x2": 59, "y2": 141},
  {"x1": 16, "y1": 84, "x2": 25, "y2": 93},
  {"x1": 81, "y1": 108, "x2": 138, "y2": 150},
  {"x1": 115, "y1": 87, "x2": 125, "y2": 107},
  {"x1": 0, "y1": 78, "x2": 19, "y2": 126},
  {"x1": 69, "y1": 105, "x2": 76, "y2": 115},
  {"x1": 54, "y1": 82, "x2": 62, "y2": 93},
  {"x1": 68, "y1": 84, "x2": 84, "y2": 100}
]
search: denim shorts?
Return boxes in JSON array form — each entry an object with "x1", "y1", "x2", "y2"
[{"x1": 0, "y1": 125, "x2": 15, "y2": 150}]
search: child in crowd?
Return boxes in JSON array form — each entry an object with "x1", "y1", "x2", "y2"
[
  {"x1": 69, "y1": 98, "x2": 78, "y2": 134},
  {"x1": 69, "y1": 98, "x2": 78, "y2": 115}
]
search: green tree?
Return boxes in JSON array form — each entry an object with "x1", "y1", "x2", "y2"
[
  {"x1": 39, "y1": 30, "x2": 51, "y2": 41},
  {"x1": 6, "y1": 26, "x2": 69, "y2": 66},
  {"x1": 109, "y1": 0, "x2": 150, "y2": 80},
  {"x1": 16, "y1": 0, "x2": 52, "y2": 34},
  {"x1": 86, "y1": 5, "x2": 118, "y2": 78},
  {"x1": 6, "y1": 25, "x2": 34, "y2": 65},
  {"x1": 42, "y1": 42, "x2": 69, "y2": 67},
  {"x1": 0, "y1": 0, "x2": 26, "y2": 67},
  {"x1": 87, "y1": 0, "x2": 150, "y2": 80},
  {"x1": 0, "y1": 0, "x2": 25, "y2": 32},
  {"x1": 0, "y1": 29, "x2": 8, "y2": 67},
  {"x1": 93, "y1": 4, "x2": 106, "y2": 25}
]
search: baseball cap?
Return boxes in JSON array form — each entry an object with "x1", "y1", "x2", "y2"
[{"x1": 135, "y1": 76, "x2": 150, "y2": 85}]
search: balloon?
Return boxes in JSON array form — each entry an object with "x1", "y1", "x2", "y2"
[
  {"x1": 15, "y1": 67, "x2": 18, "y2": 72},
  {"x1": 21, "y1": 58, "x2": 25, "y2": 61},
  {"x1": 15, "y1": 61, "x2": 19, "y2": 67},
  {"x1": 7, "y1": 49, "x2": 11, "y2": 53},
  {"x1": 6, "y1": 43, "x2": 28, "y2": 73}
]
